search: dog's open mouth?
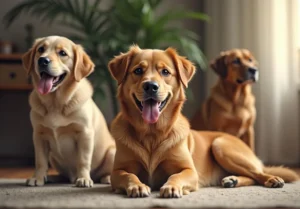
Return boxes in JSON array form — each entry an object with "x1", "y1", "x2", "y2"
[
  {"x1": 236, "y1": 79, "x2": 244, "y2": 84},
  {"x1": 237, "y1": 77, "x2": 256, "y2": 84},
  {"x1": 133, "y1": 94, "x2": 170, "y2": 124},
  {"x1": 38, "y1": 72, "x2": 67, "y2": 95}
]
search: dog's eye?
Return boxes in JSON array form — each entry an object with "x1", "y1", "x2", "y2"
[
  {"x1": 59, "y1": 50, "x2": 67, "y2": 56},
  {"x1": 248, "y1": 58, "x2": 252, "y2": 62},
  {"x1": 233, "y1": 58, "x2": 241, "y2": 64},
  {"x1": 38, "y1": 46, "x2": 45, "y2": 53},
  {"x1": 161, "y1": 69, "x2": 170, "y2": 76},
  {"x1": 134, "y1": 68, "x2": 143, "y2": 75}
]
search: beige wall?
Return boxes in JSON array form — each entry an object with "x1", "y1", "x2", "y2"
[{"x1": 0, "y1": 1, "x2": 71, "y2": 53}]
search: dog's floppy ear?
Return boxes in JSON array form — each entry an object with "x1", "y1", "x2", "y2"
[
  {"x1": 22, "y1": 38, "x2": 43, "y2": 75},
  {"x1": 73, "y1": 45, "x2": 95, "y2": 82},
  {"x1": 166, "y1": 47, "x2": 196, "y2": 88},
  {"x1": 108, "y1": 45, "x2": 140, "y2": 85},
  {"x1": 210, "y1": 52, "x2": 228, "y2": 78}
]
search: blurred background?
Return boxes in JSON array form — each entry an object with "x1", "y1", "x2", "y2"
[{"x1": 0, "y1": 0, "x2": 299, "y2": 167}]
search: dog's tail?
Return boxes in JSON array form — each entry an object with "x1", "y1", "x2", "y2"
[{"x1": 263, "y1": 166, "x2": 299, "y2": 182}]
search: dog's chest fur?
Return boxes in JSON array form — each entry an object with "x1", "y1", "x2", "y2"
[
  {"x1": 43, "y1": 111, "x2": 73, "y2": 128},
  {"x1": 122, "y1": 125, "x2": 188, "y2": 189},
  {"x1": 115, "y1": 130, "x2": 172, "y2": 188},
  {"x1": 210, "y1": 87, "x2": 255, "y2": 137},
  {"x1": 228, "y1": 94, "x2": 255, "y2": 135},
  {"x1": 32, "y1": 109, "x2": 87, "y2": 172},
  {"x1": 136, "y1": 134, "x2": 166, "y2": 173},
  {"x1": 113, "y1": 112, "x2": 190, "y2": 189},
  {"x1": 31, "y1": 102, "x2": 87, "y2": 155},
  {"x1": 136, "y1": 136, "x2": 171, "y2": 189},
  {"x1": 230, "y1": 105, "x2": 251, "y2": 134}
]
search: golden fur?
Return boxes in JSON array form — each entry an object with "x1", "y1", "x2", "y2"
[
  {"x1": 191, "y1": 49, "x2": 258, "y2": 151},
  {"x1": 108, "y1": 46, "x2": 299, "y2": 198},
  {"x1": 23, "y1": 36, "x2": 115, "y2": 187}
]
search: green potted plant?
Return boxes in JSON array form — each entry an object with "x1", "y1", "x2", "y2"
[{"x1": 3, "y1": 0, "x2": 209, "y2": 119}]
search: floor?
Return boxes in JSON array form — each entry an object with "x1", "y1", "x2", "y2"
[
  {"x1": 0, "y1": 168, "x2": 300, "y2": 209},
  {"x1": 1, "y1": 167, "x2": 299, "y2": 179}
]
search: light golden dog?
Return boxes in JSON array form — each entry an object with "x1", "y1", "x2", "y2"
[
  {"x1": 23, "y1": 36, "x2": 115, "y2": 187},
  {"x1": 108, "y1": 45, "x2": 299, "y2": 198},
  {"x1": 191, "y1": 49, "x2": 258, "y2": 151}
]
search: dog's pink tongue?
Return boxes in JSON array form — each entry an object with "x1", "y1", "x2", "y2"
[
  {"x1": 142, "y1": 101, "x2": 160, "y2": 124},
  {"x1": 38, "y1": 74, "x2": 54, "y2": 95}
]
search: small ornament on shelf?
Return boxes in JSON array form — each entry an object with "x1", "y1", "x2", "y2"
[{"x1": 0, "y1": 41, "x2": 13, "y2": 54}]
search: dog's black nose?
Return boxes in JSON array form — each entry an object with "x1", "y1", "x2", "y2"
[
  {"x1": 248, "y1": 67, "x2": 257, "y2": 75},
  {"x1": 38, "y1": 57, "x2": 51, "y2": 67},
  {"x1": 143, "y1": 81, "x2": 159, "y2": 94}
]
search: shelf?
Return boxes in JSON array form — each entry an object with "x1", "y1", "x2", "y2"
[
  {"x1": 0, "y1": 53, "x2": 23, "y2": 61},
  {"x1": 0, "y1": 84, "x2": 33, "y2": 90},
  {"x1": 0, "y1": 54, "x2": 30, "y2": 91}
]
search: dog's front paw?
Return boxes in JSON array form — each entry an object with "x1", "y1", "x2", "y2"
[
  {"x1": 126, "y1": 183, "x2": 151, "y2": 198},
  {"x1": 264, "y1": 176, "x2": 284, "y2": 188},
  {"x1": 160, "y1": 184, "x2": 182, "y2": 198},
  {"x1": 100, "y1": 175, "x2": 111, "y2": 184},
  {"x1": 26, "y1": 176, "x2": 46, "y2": 186},
  {"x1": 76, "y1": 177, "x2": 94, "y2": 187}
]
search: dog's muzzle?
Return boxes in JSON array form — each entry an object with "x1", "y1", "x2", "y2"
[
  {"x1": 36, "y1": 57, "x2": 66, "y2": 95},
  {"x1": 247, "y1": 67, "x2": 259, "y2": 82}
]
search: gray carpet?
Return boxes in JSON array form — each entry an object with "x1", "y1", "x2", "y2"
[{"x1": 1, "y1": 179, "x2": 300, "y2": 209}]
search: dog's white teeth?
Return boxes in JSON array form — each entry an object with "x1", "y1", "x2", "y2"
[
  {"x1": 141, "y1": 101, "x2": 144, "y2": 107},
  {"x1": 53, "y1": 77, "x2": 59, "y2": 82},
  {"x1": 158, "y1": 102, "x2": 161, "y2": 106}
]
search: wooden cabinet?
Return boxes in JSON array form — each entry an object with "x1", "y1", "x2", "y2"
[
  {"x1": 0, "y1": 54, "x2": 32, "y2": 90},
  {"x1": 0, "y1": 54, "x2": 34, "y2": 166}
]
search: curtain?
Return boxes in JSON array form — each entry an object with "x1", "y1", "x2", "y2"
[{"x1": 203, "y1": 0, "x2": 300, "y2": 165}]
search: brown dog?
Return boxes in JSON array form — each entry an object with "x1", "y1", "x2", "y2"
[
  {"x1": 108, "y1": 46, "x2": 299, "y2": 198},
  {"x1": 23, "y1": 36, "x2": 115, "y2": 187},
  {"x1": 191, "y1": 49, "x2": 258, "y2": 151}
]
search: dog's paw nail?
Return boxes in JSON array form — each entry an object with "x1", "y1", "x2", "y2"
[
  {"x1": 160, "y1": 184, "x2": 183, "y2": 198},
  {"x1": 76, "y1": 177, "x2": 94, "y2": 187},
  {"x1": 100, "y1": 175, "x2": 111, "y2": 184},
  {"x1": 222, "y1": 176, "x2": 238, "y2": 188},
  {"x1": 26, "y1": 177, "x2": 45, "y2": 186},
  {"x1": 126, "y1": 183, "x2": 151, "y2": 198},
  {"x1": 264, "y1": 176, "x2": 284, "y2": 188}
]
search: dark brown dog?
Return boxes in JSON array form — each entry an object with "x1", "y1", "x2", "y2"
[{"x1": 191, "y1": 49, "x2": 258, "y2": 151}]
